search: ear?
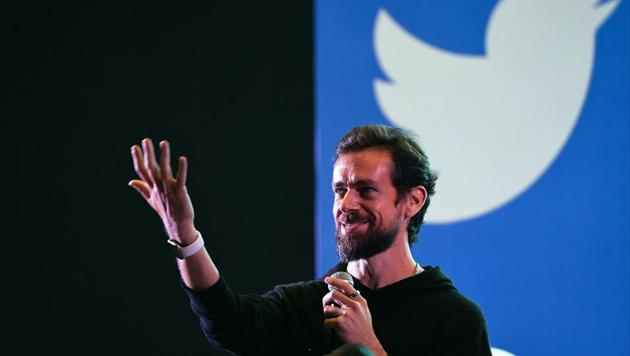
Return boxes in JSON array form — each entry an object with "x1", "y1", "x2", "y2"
[{"x1": 404, "y1": 185, "x2": 427, "y2": 219}]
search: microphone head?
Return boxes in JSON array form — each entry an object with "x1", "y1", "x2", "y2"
[{"x1": 328, "y1": 271, "x2": 354, "y2": 292}]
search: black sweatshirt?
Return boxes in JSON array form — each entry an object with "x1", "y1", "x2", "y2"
[{"x1": 184, "y1": 264, "x2": 491, "y2": 355}]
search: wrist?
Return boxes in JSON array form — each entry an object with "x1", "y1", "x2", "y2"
[
  {"x1": 366, "y1": 339, "x2": 387, "y2": 356},
  {"x1": 168, "y1": 231, "x2": 204, "y2": 260},
  {"x1": 168, "y1": 224, "x2": 197, "y2": 245}
]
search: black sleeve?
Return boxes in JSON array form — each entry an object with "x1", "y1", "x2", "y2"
[{"x1": 183, "y1": 277, "x2": 286, "y2": 355}]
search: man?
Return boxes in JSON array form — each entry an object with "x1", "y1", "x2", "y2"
[{"x1": 129, "y1": 125, "x2": 491, "y2": 355}]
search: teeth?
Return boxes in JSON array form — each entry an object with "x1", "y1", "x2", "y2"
[{"x1": 343, "y1": 222, "x2": 365, "y2": 227}]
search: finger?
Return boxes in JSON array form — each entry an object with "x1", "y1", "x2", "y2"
[
  {"x1": 159, "y1": 140, "x2": 173, "y2": 182},
  {"x1": 131, "y1": 145, "x2": 151, "y2": 183},
  {"x1": 142, "y1": 138, "x2": 162, "y2": 187},
  {"x1": 324, "y1": 318, "x2": 334, "y2": 329},
  {"x1": 322, "y1": 291, "x2": 336, "y2": 307},
  {"x1": 128, "y1": 180, "x2": 151, "y2": 200},
  {"x1": 330, "y1": 290, "x2": 357, "y2": 308},
  {"x1": 322, "y1": 290, "x2": 349, "y2": 307},
  {"x1": 325, "y1": 276, "x2": 356, "y2": 296},
  {"x1": 322, "y1": 289, "x2": 354, "y2": 308},
  {"x1": 324, "y1": 316, "x2": 345, "y2": 329},
  {"x1": 176, "y1": 156, "x2": 188, "y2": 189},
  {"x1": 323, "y1": 305, "x2": 347, "y2": 318}
]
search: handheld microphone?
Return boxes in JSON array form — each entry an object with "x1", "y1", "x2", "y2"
[
  {"x1": 327, "y1": 272, "x2": 355, "y2": 308},
  {"x1": 328, "y1": 271, "x2": 354, "y2": 292}
]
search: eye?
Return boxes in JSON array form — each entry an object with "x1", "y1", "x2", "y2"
[
  {"x1": 359, "y1": 187, "x2": 376, "y2": 195},
  {"x1": 334, "y1": 188, "x2": 347, "y2": 196}
]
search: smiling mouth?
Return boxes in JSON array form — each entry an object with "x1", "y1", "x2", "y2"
[
  {"x1": 341, "y1": 221, "x2": 369, "y2": 233},
  {"x1": 342, "y1": 221, "x2": 367, "y2": 227}
]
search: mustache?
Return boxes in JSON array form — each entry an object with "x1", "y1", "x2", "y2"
[{"x1": 340, "y1": 212, "x2": 373, "y2": 224}]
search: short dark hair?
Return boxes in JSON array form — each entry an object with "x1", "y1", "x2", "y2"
[{"x1": 335, "y1": 125, "x2": 436, "y2": 244}]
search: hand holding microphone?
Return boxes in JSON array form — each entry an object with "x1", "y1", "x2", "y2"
[
  {"x1": 323, "y1": 273, "x2": 386, "y2": 355},
  {"x1": 327, "y1": 271, "x2": 360, "y2": 298},
  {"x1": 323, "y1": 271, "x2": 363, "y2": 317}
]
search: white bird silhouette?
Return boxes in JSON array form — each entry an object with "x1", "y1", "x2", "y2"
[{"x1": 374, "y1": 0, "x2": 620, "y2": 223}]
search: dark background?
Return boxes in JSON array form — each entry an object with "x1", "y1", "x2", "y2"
[{"x1": 5, "y1": 2, "x2": 313, "y2": 354}]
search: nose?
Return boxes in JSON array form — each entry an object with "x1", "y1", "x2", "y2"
[{"x1": 339, "y1": 190, "x2": 359, "y2": 213}]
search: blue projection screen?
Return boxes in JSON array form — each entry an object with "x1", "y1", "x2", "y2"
[{"x1": 315, "y1": 1, "x2": 629, "y2": 355}]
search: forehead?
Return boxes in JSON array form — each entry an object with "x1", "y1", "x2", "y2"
[{"x1": 333, "y1": 148, "x2": 394, "y2": 185}]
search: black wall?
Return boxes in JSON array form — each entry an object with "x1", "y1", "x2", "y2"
[{"x1": 6, "y1": 2, "x2": 313, "y2": 354}]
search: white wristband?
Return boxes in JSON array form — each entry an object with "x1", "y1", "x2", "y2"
[{"x1": 167, "y1": 232, "x2": 204, "y2": 259}]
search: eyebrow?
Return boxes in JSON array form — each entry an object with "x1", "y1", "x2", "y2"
[{"x1": 333, "y1": 179, "x2": 380, "y2": 188}]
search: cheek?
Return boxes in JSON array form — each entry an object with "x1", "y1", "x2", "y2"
[{"x1": 371, "y1": 205, "x2": 392, "y2": 222}]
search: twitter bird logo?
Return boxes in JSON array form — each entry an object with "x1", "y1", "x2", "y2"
[{"x1": 374, "y1": 0, "x2": 620, "y2": 223}]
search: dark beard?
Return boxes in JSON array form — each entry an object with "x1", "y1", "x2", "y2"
[{"x1": 335, "y1": 219, "x2": 401, "y2": 262}]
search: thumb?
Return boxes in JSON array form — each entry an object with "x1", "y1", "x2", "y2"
[{"x1": 128, "y1": 180, "x2": 151, "y2": 200}]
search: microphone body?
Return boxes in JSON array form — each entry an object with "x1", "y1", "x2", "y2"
[{"x1": 328, "y1": 271, "x2": 354, "y2": 292}]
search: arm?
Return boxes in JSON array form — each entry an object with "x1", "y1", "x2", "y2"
[
  {"x1": 129, "y1": 138, "x2": 218, "y2": 290},
  {"x1": 129, "y1": 139, "x2": 309, "y2": 354}
]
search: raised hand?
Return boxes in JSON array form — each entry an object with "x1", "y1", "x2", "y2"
[
  {"x1": 323, "y1": 277, "x2": 387, "y2": 356},
  {"x1": 129, "y1": 138, "x2": 197, "y2": 244}
]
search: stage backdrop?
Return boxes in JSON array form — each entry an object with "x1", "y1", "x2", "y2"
[{"x1": 315, "y1": 1, "x2": 628, "y2": 355}]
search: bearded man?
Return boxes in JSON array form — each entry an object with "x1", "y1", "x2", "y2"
[{"x1": 129, "y1": 125, "x2": 491, "y2": 355}]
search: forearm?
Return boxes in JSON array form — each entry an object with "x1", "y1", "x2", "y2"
[
  {"x1": 177, "y1": 247, "x2": 220, "y2": 290},
  {"x1": 174, "y1": 228, "x2": 220, "y2": 290}
]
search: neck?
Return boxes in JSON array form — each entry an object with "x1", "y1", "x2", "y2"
[{"x1": 346, "y1": 235, "x2": 421, "y2": 289}]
